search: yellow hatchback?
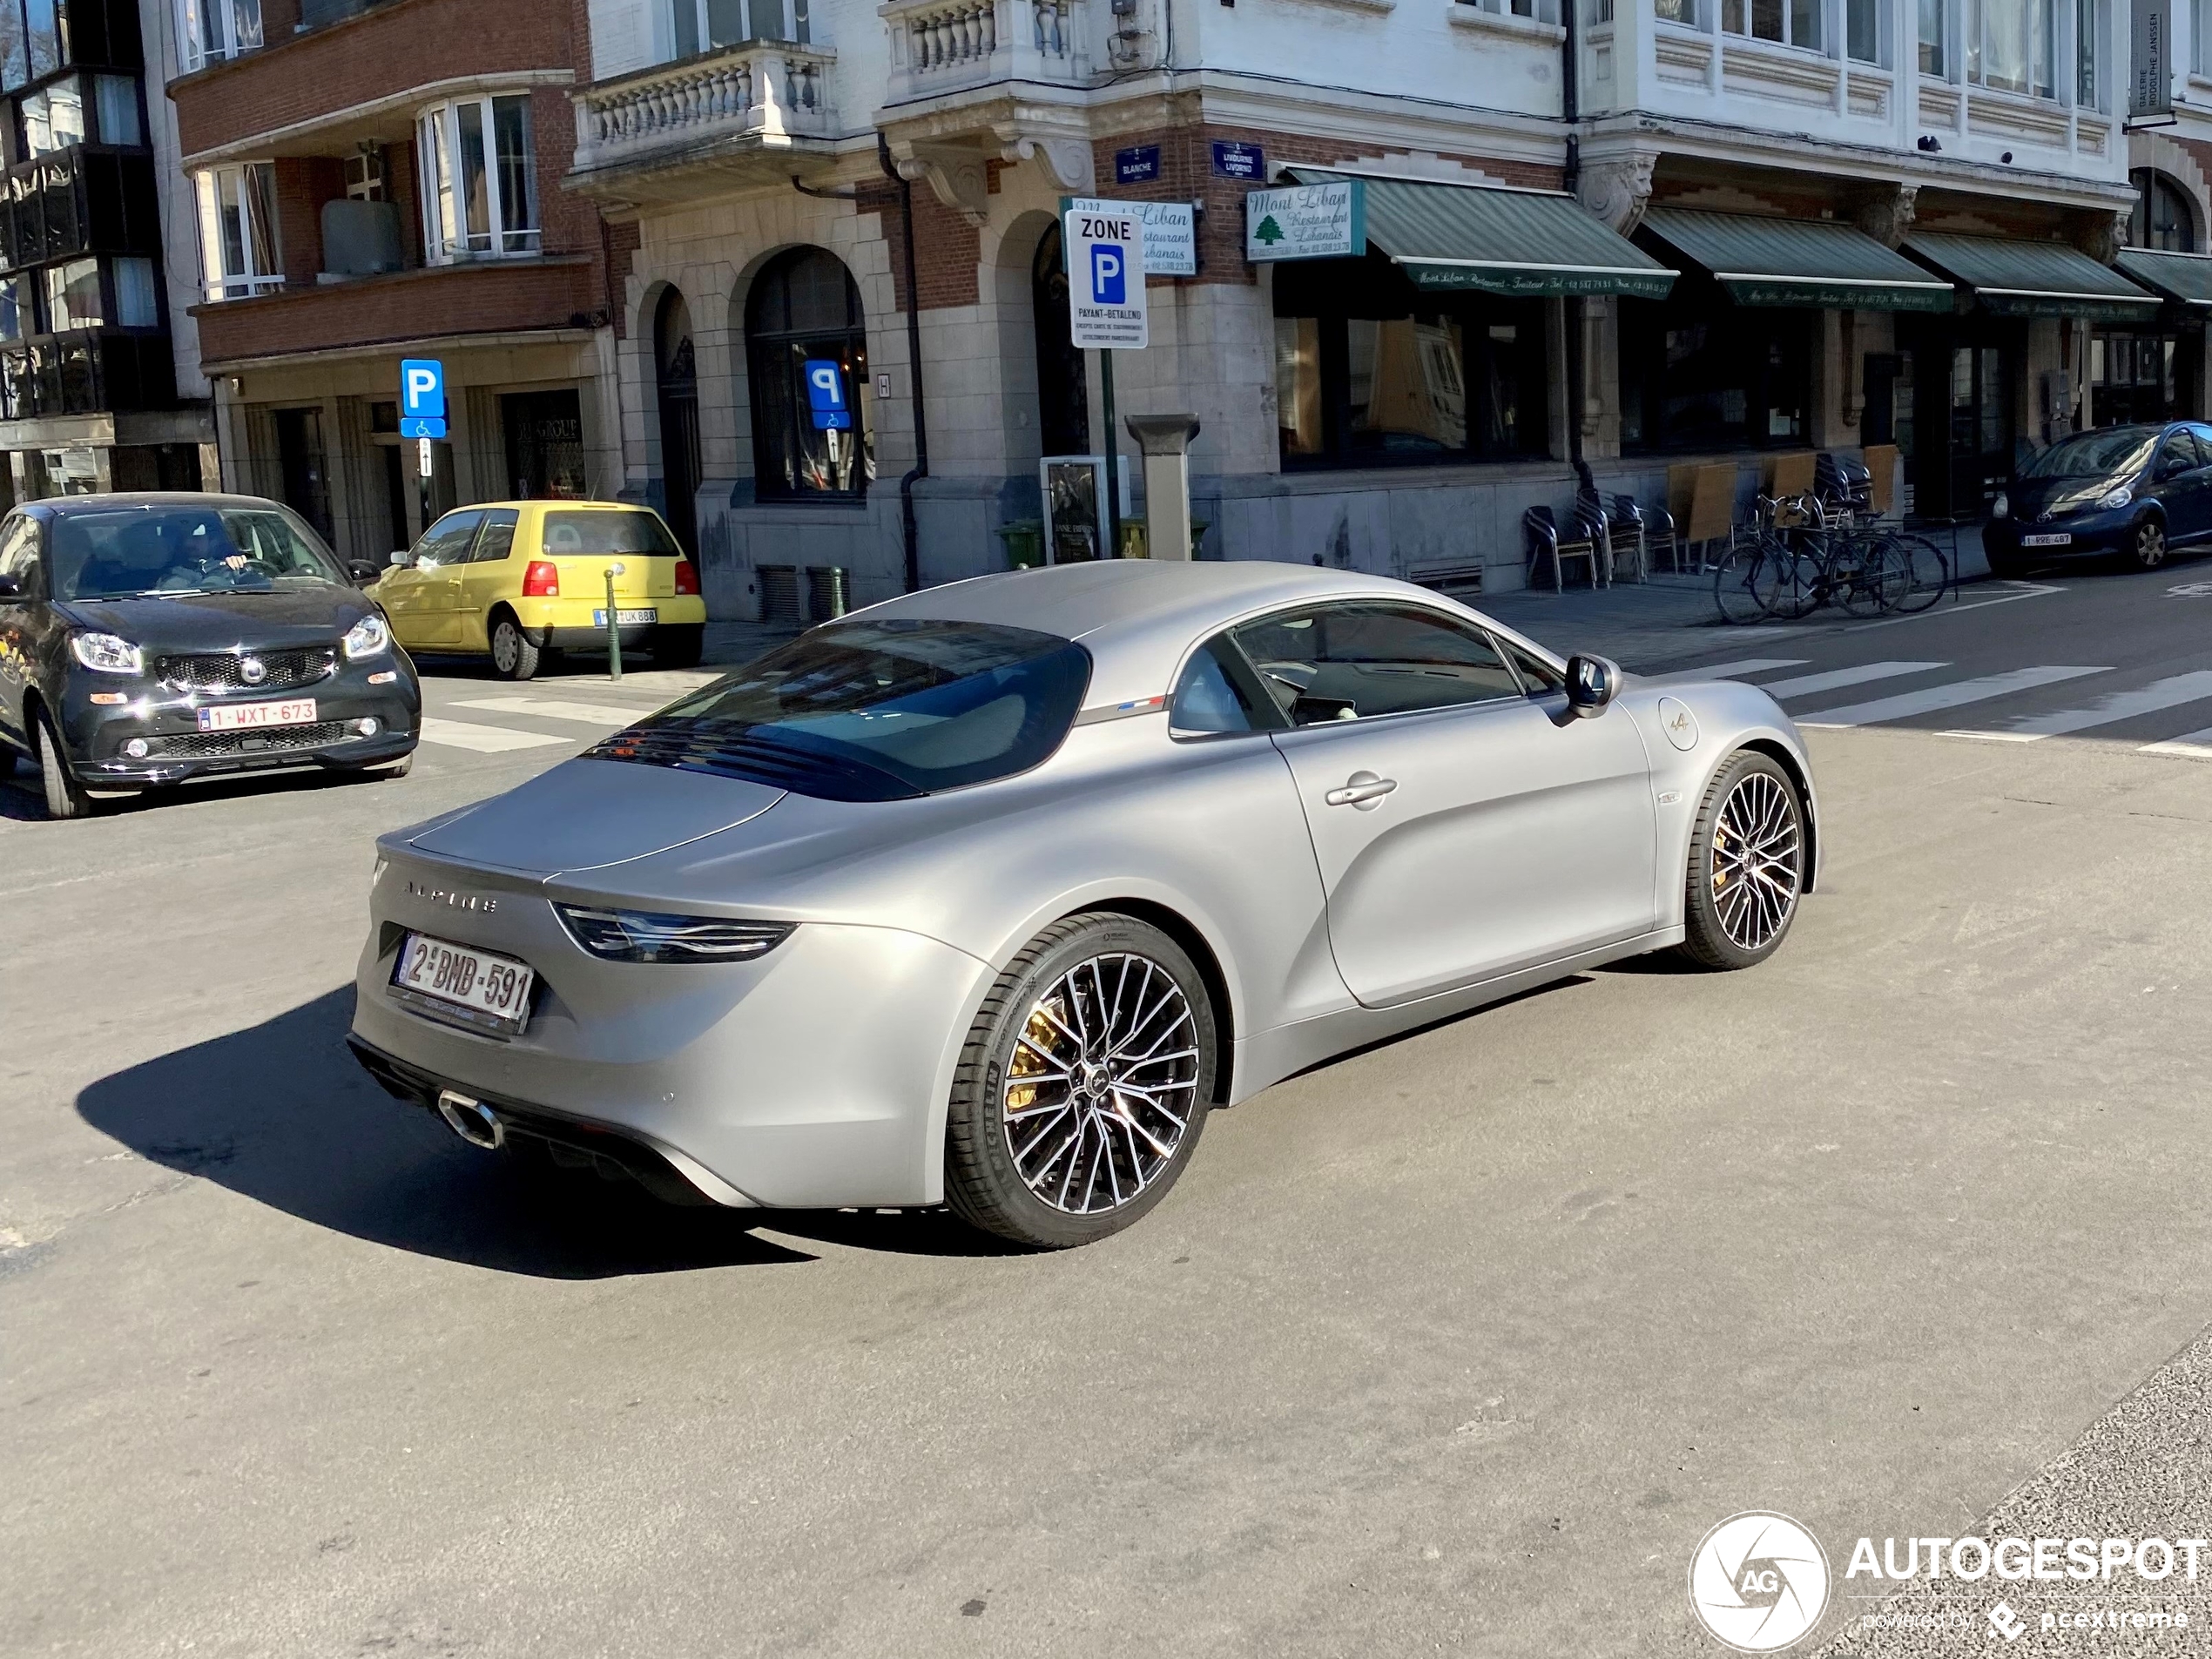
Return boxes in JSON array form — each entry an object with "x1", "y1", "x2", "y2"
[{"x1": 375, "y1": 501, "x2": 707, "y2": 680}]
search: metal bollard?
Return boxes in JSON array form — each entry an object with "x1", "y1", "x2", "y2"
[{"x1": 604, "y1": 562, "x2": 625, "y2": 681}]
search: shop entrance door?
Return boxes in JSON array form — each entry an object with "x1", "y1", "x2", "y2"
[
  {"x1": 1903, "y1": 322, "x2": 2020, "y2": 520},
  {"x1": 502, "y1": 388, "x2": 588, "y2": 498}
]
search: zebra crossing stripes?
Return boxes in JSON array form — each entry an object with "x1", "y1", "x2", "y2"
[
  {"x1": 451, "y1": 696, "x2": 661, "y2": 727},
  {"x1": 415, "y1": 717, "x2": 571, "y2": 753},
  {"x1": 1793, "y1": 667, "x2": 2110, "y2": 729},
  {"x1": 1756, "y1": 662, "x2": 1947, "y2": 700},
  {"x1": 2140, "y1": 728, "x2": 2212, "y2": 760},
  {"x1": 1669, "y1": 658, "x2": 1809, "y2": 682},
  {"x1": 1975, "y1": 671, "x2": 2212, "y2": 739}
]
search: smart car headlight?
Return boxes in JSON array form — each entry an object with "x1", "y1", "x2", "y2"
[
  {"x1": 343, "y1": 614, "x2": 391, "y2": 659},
  {"x1": 70, "y1": 632, "x2": 142, "y2": 675},
  {"x1": 556, "y1": 904, "x2": 793, "y2": 964},
  {"x1": 2097, "y1": 487, "x2": 2134, "y2": 512}
]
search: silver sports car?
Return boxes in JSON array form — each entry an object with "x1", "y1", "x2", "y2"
[{"x1": 348, "y1": 561, "x2": 1818, "y2": 1247}]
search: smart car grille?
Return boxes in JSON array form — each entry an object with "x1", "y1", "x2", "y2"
[
  {"x1": 157, "y1": 721, "x2": 347, "y2": 759},
  {"x1": 157, "y1": 647, "x2": 337, "y2": 694},
  {"x1": 584, "y1": 719, "x2": 921, "y2": 801}
]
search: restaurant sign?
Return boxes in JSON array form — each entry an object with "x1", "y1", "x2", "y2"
[{"x1": 1244, "y1": 179, "x2": 1366, "y2": 263}]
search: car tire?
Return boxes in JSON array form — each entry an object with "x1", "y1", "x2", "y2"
[
  {"x1": 30, "y1": 706, "x2": 93, "y2": 820},
  {"x1": 2129, "y1": 518, "x2": 2168, "y2": 572},
  {"x1": 653, "y1": 624, "x2": 704, "y2": 670},
  {"x1": 489, "y1": 611, "x2": 541, "y2": 681},
  {"x1": 945, "y1": 912, "x2": 1217, "y2": 1249},
  {"x1": 1677, "y1": 750, "x2": 1806, "y2": 972}
]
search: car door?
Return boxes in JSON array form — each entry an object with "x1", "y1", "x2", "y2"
[
  {"x1": 0, "y1": 513, "x2": 46, "y2": 752},
  {"x1": 455, "y1": 508, "x2": 519, "y2": 649},
  {"x1": 1238, "y1": 601, "x2": 1658, "y2": 1008},
  {"x1": 381, "y1": 509, "x2": 482, "y2": 648},
  {"x1": 2151, "y1": 429, "x2": 2208, "y2": 543}
]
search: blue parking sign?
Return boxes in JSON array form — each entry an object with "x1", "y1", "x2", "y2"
[
  {"x1": 400, "y1": 358, "x2": 445, "y2": 421},
  {"x1": 1090, "y1": 244, "x2": 1127, "y2": 307},
  {"x1": 804, "y1": 359, "x2": 851, "y2": 430}
]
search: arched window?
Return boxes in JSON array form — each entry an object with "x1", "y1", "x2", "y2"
[
  {"x1": 656, "y1": 289, "x2": 701, "y2": 555},
  {"x1": 2129, "y1": 170, "x2": 2196, "y2": 253},
  {"x1": 746, "y1": 247, "x2": 873, "y2": 502}
]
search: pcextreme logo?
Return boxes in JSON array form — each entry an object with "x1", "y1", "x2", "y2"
[{"x1": 1689, "y1": 1512, "x2": 1832, "y2": 1652}]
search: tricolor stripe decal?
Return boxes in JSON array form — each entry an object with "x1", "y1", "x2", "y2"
[{"x1": 1074, "y1": 694, "x2": 1168, "y2": 727}]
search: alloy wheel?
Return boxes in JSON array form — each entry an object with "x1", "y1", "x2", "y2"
[
  {"x1": 1710, "y1": 771, "x2": 1802, "y2": 953},
  {"x1": 1001, "y1": 952, "x2": 1201, "y2": 1216},
  {"x1": 2135, "y1": 523, "x2": 2168, "y2": 570}
]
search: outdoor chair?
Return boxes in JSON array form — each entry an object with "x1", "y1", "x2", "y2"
[
  {"x1": 1602, "y1": 493, "x2": 1648, "y2": 583},
  {"x1": 1523, "y1": 504, "x2": 1604, "y2": 592}
]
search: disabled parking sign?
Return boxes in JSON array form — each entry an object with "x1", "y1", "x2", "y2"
[
  {"x1": 1064, "y1": 203, "x2": 1147, "y2": 350},
  {"x1": 804, "y1": 360, "x2": 852, "y2": 430}
]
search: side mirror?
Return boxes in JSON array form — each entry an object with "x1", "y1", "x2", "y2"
[
  {"x1": 347, "y1": 559, "x2": 384, "y2": 587},
  {"x1": 1564, "y1": 654, "x2": 1621, "y2": 719}
]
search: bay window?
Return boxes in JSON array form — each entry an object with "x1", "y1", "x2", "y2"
[
  {"x1": 2077, "y1": 0, "x2": 2095, "y2": 102},
  {"x1": 672, "y1": 0, "x2": 811, "y2": 51},
  {"x1": 1919, "y1": 0, "x2": 1945, "y2": 71},
  {"x1": 1847, "y1": 0, "x2": 1879, "y2": 60},
  {"x1": 1966, "y1": 0, "x2": 2053, "y2": 96},
  {"x1": 43, "y1": 256, "x2": 99, "y2": 328},
  {"x1": 176, "y1": 0, "x2": 261, "y2": 72},
  {"x1": 194, "y1": 161, "x2": 281, "y2": 300},
  {"x1": 416, "y1": 95, "x2": 540, "y2": 262},
  {"x1": 1723, "y1": 0, "x2": 1821, "y2": 50}
]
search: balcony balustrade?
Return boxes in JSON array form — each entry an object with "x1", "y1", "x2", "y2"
[
  {"x1": 570, "y1": 41, "x2": 839, "y2": 182},
  {"x1": 880, "y1": 0, "x2": 1091, "y2": 100}
]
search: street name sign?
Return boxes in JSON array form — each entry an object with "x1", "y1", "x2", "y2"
[
  {"x1": 1064, "y1": 203, "x2": 1147, "y2": 350},
  {"x1": 1245, "y1": 178, "x2": 1366, "y2": 263}
]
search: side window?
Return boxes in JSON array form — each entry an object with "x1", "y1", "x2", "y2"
[
  {"x1": 1232, "y1": 603, "x2": 1524, "y2": 725},
  {"x1": 1170, "y1": 637, "x2": 1282, "y2": 736},
  {"x1": 2188, "y1": 425, "x2": 2212, "y2": 465},
  {"x1": 470, "y1": 509, "x2": 519, "y2": 563},
  {"x1": 410, "y1": 509, "x2": 483, "y2": 567},
  {"x1": 2156, "y1": 432, "x2": 2198, "y2": 478},
  {"x1": 1501, "y1": 638, "x2": 1565, "y2": 694},
  {"x1": 0, "y1": 516, "x2": 42, "y2": 598}
]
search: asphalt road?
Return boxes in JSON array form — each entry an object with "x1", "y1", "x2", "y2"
[{"x1": 5, "y1": 567, "x2": 2212, "y2": 1658}]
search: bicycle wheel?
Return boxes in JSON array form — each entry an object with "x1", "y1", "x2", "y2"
[
  {"x1": 1764, "y1": 542, "x2": 1824, "y2": 621},
  {"x1": 1714, "y1": 543, "x2": 1791, "y2": 624},
  {"x1": 1837, "y1": 537, "x2": 1909, "y2": 616},
  {"x1": 1889, "y1": 534, "x2": 1951, "y2": 613}
]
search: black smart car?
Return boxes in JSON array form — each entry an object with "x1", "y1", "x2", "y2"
[
  {"x1": 0, "y1": 493, "x2": 421, "y2": 819},
  {"x1": 1986, "y1": 421, "x2": 2212, "y2": 578}
]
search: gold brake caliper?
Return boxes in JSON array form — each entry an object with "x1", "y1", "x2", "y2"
[{"x1": 1006, "y1": 1004, "x2": 1057, "y2": 1113}]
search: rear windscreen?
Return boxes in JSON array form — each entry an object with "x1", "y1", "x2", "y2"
[
  {"x1": 541, "y1": 510, "x2": 681, "y2": 557},
  {"x1": 591, "y1": 619, "x2": 1092, "y2": 800}
]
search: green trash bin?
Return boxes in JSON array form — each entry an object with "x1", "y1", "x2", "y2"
[{"x1": 996, "y1": 520, "x2": 1046, "y2": 570}]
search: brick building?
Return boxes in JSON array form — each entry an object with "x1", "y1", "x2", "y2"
[{"x1": 163, "y1": 0, "x2": 628, "y2": 563}]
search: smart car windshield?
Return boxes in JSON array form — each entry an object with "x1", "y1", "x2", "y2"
[
  {"x1": 595, "y1": 619, "x2": 1092, "y2": 799},
  {"x1": 2020, "y1": 428, "x2": 2159, "y2": 480},
  {"x1": 51, "y1": 505, "x2": 348, "y2": 600}
]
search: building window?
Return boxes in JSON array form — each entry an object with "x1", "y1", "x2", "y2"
[
  {"x1": 1919, "y1": 0, "x2": 1945, "y2": 71},
  {"x1": 1847, "y1": 0, "x2": 1880, "y2": 58},
  {"x1": 176, "y1": 0, "x2": 262, "y2": 72},
  {"x1": 2128, "y1": 170, "x2": 2196, "y2": 252},
  {"x1": 43, "y1": 257, "x2": 98, "y2": 329},
  {"x1": 1723, "y1": 0, "x2": 1821, "y2": 50},
  {"x1": 1271, "y1": 253, "x2": 1547, "y2": 469},
  {"x1": 746, "y1": 246, "x2": 873, "y2": 501},
  {"x1": 0, "y1": 272, "x2": 30, "y2": 340},
  {"x1": 194, "y1": 161, "x2": 281, "y2": 300},
  {"x1": 416, "y1": 95, "x2": 539, "y2": 262},
  {"x1": 345, "y1": 148, "x2": 385, "y2": 202},
  {"x1": 2076, "y1": 0, "x2": 2096, "y2": 102},
  {"x1": 1454, "y1": 0, "x2": 1562, "y2": 23},
  {"x1": 1966, "y1": 0, "x2": 2053, "y2": 96},
  {"x1": 1654, "y1": 0, "x2": 1696, "y2": 19},
  {"x1": 17, "y1": 77, "x2": 82, "y2": 155},
  {"x1": 93, "y1": 75, "x2": 140, "y2": 145},
  {"x1": 1618, "y1": 290, "x2": 1814, "y2": 453},
  {"x1": 113, "y1": 255, "x2": 157, "y2": 327},
  {"x1": 672, "y1": 0, "x2": 810, "y2": 51}
]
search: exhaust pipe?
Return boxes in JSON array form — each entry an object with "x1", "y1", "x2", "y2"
[{"x1": 435, "y1": 1089, "x2": 505, "y2": 1151}]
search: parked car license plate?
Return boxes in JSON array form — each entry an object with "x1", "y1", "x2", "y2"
[
  {"x1": 390, "y1": 933, "x2": 536, "y2": 1035},
  {"x1": 593, "y1": 607, "x2": 657, "y2": 627},
  {"x1": 2020, "y1": 533, "x2": 2072, "y2": 547},
  {"x1": 198, "y1": 698, "x2": 316, "y2": 732}
]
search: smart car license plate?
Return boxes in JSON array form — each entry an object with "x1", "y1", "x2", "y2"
[
  {"x1": 2020, "y1": 533, "x2": 2072, "y2": 547},
  {"x1": 593, "y1": 607, "x2": 656, "y2": 626},
  {"x1": 198, "y1": 698, "x2": 316, "y2": 732},
  {"x1": 391, "y1": 933, "x2": 536, "y2": 1035}
]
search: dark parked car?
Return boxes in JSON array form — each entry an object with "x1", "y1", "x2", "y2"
[
  {"x1": 1986, "y1": 421, "x2": 2212, "y2": 577},
  {"x1": 0, "y1": 493, "x2": 421, "y2": 819}
]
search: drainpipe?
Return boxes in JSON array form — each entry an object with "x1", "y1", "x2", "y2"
[
  {"x1": 883, "y1": 134, "x2": 928, "y2": 592},
  {"x1": 1561, "y1": 0, "x2": 1594, "y2": 492}
]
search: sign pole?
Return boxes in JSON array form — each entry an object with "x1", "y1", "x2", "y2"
[
  {"x1": 1100, "y1": 349, "x2": 1120, "y2": 560},
  {"x1": 415, "y1": 436, "x2": 432, "y2": 552}
]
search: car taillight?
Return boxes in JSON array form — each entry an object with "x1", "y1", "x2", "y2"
[
  {"x1": 674, "y1": 559, "x2": 699, "y2": 595},
  {"x1": 523, "y1": 560, "x2": 560, "y2": 597}
]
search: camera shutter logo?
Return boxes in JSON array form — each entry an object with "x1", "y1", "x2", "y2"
[{"x1": 1688, "y1": 1512, "x2": 1831, "y2": 1652}]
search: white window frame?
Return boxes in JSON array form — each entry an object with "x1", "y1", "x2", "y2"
[
  {"x1": 193, "y1": 162, "x2": 283, "y2": 302},
  {"x1": 415, "y1": 95, "x2": 542, "y2": 265},
  {"x1": 1722, "y1": 0, "x2": 1824, "y2": 51},
  {"x1": 176, "y1": 0, "x2": 264, "y2": 73},
  {"x1": 1966, "y1": 0, "x2": 2054, "y2": 97},
  {"x1": 671, "y1": 0, "x2": 811, "y2": 53}
]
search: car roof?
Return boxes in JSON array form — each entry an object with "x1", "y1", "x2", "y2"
[
  {"x1": 23, "y1": 492, "x2": 295, "y2": 516},
  {"x1": 848, "y1": 560, "x2": 1550, "y2": 711}
]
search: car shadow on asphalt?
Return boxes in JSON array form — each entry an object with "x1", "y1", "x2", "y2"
[{"x1": 75, "y1": 986, "x2": 828, "y2": 1279}]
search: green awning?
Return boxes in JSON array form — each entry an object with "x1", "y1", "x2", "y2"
[
  {"x1": 2114, "y1": 248, "x2": 2212, "y2": 308},
  {"x1": 1903, "y1": 232, "x2": 2159, "y2": 321},
  {"x1": 1285, "y1": 167, "x2": 1676, "y2": 300},
  {"x1": 1638, "y1": 208, "x2": 1956, "y2": 312}
]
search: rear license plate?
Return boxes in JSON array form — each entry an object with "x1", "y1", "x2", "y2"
[
  {"x1": 390, "y1": 933, "x2": 536, "y2": 1035},
  {"x1": 593, "y1": 608, "x2": 657, "y2": 627},
  {"x1": 2020, "y1": 533, "x2": 2072, "y2": 547},
  {"x1": 198, "y1": 698, "x2": 316, "y2": 732}
]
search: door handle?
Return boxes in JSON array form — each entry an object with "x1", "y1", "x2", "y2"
[{"x1": 1325, "y1": 771, "x2": 1398, "y2": 810}]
